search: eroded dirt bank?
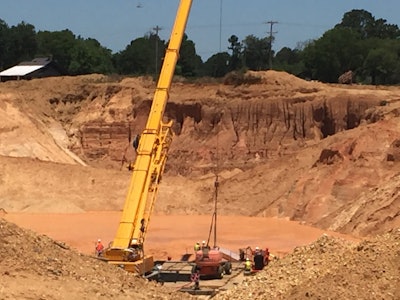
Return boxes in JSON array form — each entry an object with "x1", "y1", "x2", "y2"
[
  {"x1": 1, "y1": 72, "x2": 400, "y2": 238},
  {"x1": 1, "y1": 71, "x2": 400, "y2": 299}
]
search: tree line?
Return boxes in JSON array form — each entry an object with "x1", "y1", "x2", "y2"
[{"x1": 0, "y1": 9, "x2": 399, "y2": 84}]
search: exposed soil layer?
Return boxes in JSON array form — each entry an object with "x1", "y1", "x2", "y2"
[{"x1": 1, "y1": 72, "x2": 400, "y2": 299}]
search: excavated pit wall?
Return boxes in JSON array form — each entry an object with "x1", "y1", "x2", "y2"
[{"x1": 74, "y1": 94, "x2": 380, "y2": 174}]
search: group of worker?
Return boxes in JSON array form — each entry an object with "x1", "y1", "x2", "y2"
[
  {"x1": 193, "y1": 240, "x2": 208, "y2": 252},
  {"x1": 244, "y1": 246, "x2": 270, "y2": 272}
]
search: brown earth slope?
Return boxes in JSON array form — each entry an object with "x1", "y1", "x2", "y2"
[
  {"x1": 0, "y1": 218, "x2": 194, "y2": 300},
  {"x1": 0, "y1": 71, "x2": 399, "y2": 236},
  {"x1": 1, "y1": 71, "x2": 400, "y2": 299}
]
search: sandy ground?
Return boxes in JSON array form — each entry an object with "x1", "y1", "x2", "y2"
[
  {"x1": 1, "y1": 73, "x2": 399, "y2": 299},
  {"x1": 4, "y1": 212, "x2": 358, "y2": 261}
]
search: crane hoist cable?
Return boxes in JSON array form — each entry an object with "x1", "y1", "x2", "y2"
[{"x1": 206, "y1": 116, "x2": 221, "y2": 248}]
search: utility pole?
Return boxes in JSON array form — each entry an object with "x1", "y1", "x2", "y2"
[
  {"x1": 219, "y1": 0, "x2": 223, "y2": 52},
  {"x1": 153, "y1": 25, "x2": 162, "y2": 78},
  {"x1": 265, "y1": 21, "x2": 278, "y2": 70}
]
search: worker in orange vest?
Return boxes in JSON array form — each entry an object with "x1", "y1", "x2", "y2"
[{"x1": 95, "y1": 239, "x2": 104, "y2": 257}]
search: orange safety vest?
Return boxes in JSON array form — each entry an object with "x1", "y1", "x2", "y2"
[{"x1": 96, "y1": 242, "x2": 104, "y2": 252}]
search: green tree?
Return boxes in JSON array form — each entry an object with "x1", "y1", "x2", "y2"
[
  {"x1": 8, "y1": 21, "x2": 37, "y2": 66},
  {"x1": 36, "y1": 29, "x2": 77, "y2": 70},
  {"x1": 336, "y1": 9, "x2": 400, "y2": 39},
  {"x1": 371, "y1": 18, "x2": 400, "y2": 39},
  {"x1": 176, "y1": 34, "x2": 202, "y2": 77},
  {"x1": 201, "y1": 52, "x2": 230, "y2": 77},
  {"x1": 0, "y1": 19, "x2": 10, "y2": 69},
  {"x1": 274, "y1": 47, "x2": 304, "y2": 75},
  {"x1": 69, "y1": 38, "x2": 114, "y2": 75},
  {"x1": 242, "y1": 34, "x2": 269, "y2": 71},
  {"x1": 227, "y1": 35, "x2": 243, "y2": 71},
  {"x1": 302, "y1": 27, "x2": 362, "y2": 82},
  {"x1": 114, "y1": 35, "x2": 155, "y2": 75},
  {"x1": 362, "y1": 39, "x2": 400, "y2": 84}
]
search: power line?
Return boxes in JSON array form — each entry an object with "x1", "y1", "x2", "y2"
[{"x1": 278, "y1": 21, "x2": 331, "y2": 29}]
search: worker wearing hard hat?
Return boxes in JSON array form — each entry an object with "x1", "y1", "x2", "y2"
[
  {"x1": 95, "y1": 239, "x2": 104, "y2": 257},
  {"x1": 201, "y1": 240, "x2": 207, "y2": 249},
  {"x1": 129, "y1": 238, "x2": 141, "y2": 250},
  {"x1": 244, "y1": 257, "x2": 252, "y2": 271},
  {"x1": 194, "y1": 242, "x2": 200, "y2": 252}
]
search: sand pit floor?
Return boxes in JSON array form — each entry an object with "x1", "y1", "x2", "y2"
[{"x1": 4, "y1": 212, "x2": 357, "y2": 260}]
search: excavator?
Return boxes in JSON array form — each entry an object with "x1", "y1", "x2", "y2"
[{"x1": 103, "y1": 0, "x2": 193, "y2": 275}]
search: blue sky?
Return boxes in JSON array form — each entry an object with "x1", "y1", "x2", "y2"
[{"x1": 1, "y1": 0, "x2": 400, "y2": 61}]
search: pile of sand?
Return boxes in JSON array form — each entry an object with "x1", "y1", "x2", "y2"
[{"x1": 0, "y1": 218, "x2": 194, "y2": 299}]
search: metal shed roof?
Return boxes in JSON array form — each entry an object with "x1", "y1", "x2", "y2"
[{"x1": 0, "y1": 65, "x2": 44, "y2": 77}]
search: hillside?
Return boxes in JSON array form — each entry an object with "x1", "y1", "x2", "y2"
[
  {"x1": 1, "y1": 71, "x2": 399, "y2": 236},
  {"x1": 1, "y1": 71, "x2": 400, "y2": 299}
]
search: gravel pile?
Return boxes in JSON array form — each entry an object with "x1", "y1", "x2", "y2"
[{"x1": 214, "y1": 231, "x2": 400, "y2": 300}]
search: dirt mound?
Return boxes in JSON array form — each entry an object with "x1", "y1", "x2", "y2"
[
  {"x1": 0, "y1": 218, "x2": 193, "y2": 300},
  {"x1": 215, "y1": 229, "x2": 400, "y2": 300},
  {"x1": 247, "y1": 70, "x2": 324, "y2": 91}
]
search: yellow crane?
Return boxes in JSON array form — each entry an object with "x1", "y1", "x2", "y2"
[{"x1": 104, "y1": 0, "x2": 193, "y2": 274}]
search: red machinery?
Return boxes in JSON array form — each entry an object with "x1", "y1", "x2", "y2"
[
  {"x1": 194, "y1": 245, "x2": 232, "y2": 279},
  {"x1": 194, "y1": 176, "x2": 232, "y2": 279},
  {"x1": 240, "y1": 246, "x2": 270, "y2": 275}
]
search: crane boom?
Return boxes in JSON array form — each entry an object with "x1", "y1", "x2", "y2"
[{"x1": 104, "y1": 0, "x2": 193, "y2": 274}]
